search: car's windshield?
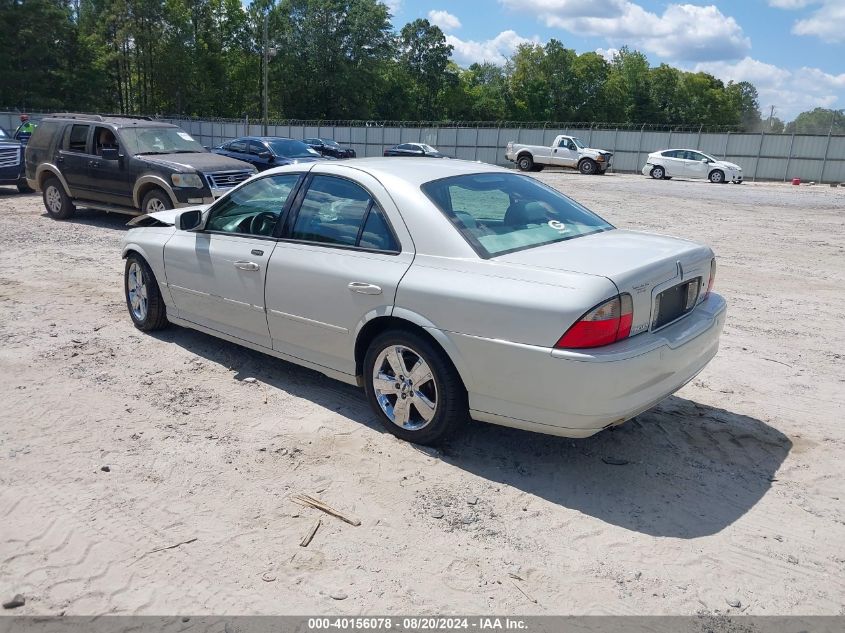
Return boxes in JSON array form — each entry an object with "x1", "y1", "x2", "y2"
[
  {"x1": 421, "y1": 173, "x2": 613, "y2": 258},
  {"x1": 321, "y1": 139, "x2": 340, "y2": 148},
  {"x1": 120, "y1": 127, "x2": 205, "y2": 154},
  {"x1": 571, "y1": 137, "x2": 586, "y2": 149},
  {"x1": 268, "y1": 139, "x2": 321, "y2": 158},
  {"x1": 420, "y1": 144, "x2": 437, "y2": 153}
]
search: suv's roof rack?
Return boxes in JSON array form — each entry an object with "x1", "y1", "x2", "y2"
[{"x1": 48, "y1": 113, "x2": 154, "y2": 122}]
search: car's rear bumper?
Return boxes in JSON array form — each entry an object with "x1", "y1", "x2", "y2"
[
  {"x1": 449, "y1": 293, "x2": 726, "y2": 438},
  {"x1": 641, "y1": 163, "x2": 654, "y2": 176}
]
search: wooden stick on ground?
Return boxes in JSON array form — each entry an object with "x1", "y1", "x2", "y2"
[
  {"x1": 290, "y1": 494, "x2": 361, "y2": 526},
  {"x1": 300, "y1": 518, "x2": 321, "y2": 547}
]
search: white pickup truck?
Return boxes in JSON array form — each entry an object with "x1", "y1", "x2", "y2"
[{"x1": 505, "y1": 134, "x2": 613, "y2": 175}]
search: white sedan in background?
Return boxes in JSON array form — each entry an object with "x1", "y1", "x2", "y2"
[
  {"x1": 122, "y1": 158, "x2": 726, "y2": 445},
  {"x1": 643, "y1": 149, "x2": 743, "y2": 183}
]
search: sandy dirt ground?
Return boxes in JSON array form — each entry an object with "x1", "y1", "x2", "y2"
[{"x1": 0, "y1": 171, "x2": 843, "y2": 616}]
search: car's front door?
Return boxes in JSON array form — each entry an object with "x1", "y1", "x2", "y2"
[
  {"x1": 57, "y1": 123, "x2": 94, "y2": 196},
  {"x1": 553, "y1": 138, "x2": 578, "y2": 167},
  {"x1": 87, "y1": 125, "x2": 134, "y2": 206},
  {"x1": 265, "y1": 168, "x2": 414, "y2": 376},
  {"x1": 684, "y1": 151, "x2": 710, "y2": 179},
  {"x1": 163, "y1": 173, "x2": 302, "y2": 347}
]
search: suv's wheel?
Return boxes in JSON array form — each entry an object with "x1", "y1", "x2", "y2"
[
  {"x1": 578, "y1": 159, "x2": 597, "y2": 175},
  {"x1": 709, "y1": 169, "x2": 725, "y2": 184},
  {"x1": 650, "y1": 165, "x2": 665, "y2": 179},
  {"x1": 517, "y1": 155, "x2": 534, "y2": 171},
  {"x1": 124, "y1": 255, "x2": 168, "y2": 331},
  {"x1": 42, "y1": 177, "x2": 75, "y2": 220},
  {"x1": 17, "y1": 179, "x2": 33, "y2": 194},
  {"x1": 141, "y1": 189, "x2": 173, "y2": 214},
  {"x1": 363, "y1": 329, "x2": 467, "y2": 445}
]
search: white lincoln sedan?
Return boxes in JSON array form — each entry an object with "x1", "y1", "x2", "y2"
[{"x1": 122, "y1": 158, "x2": 726, "y2": 445}]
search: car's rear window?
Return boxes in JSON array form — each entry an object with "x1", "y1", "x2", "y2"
[{"x1": 421, "y1": 173, "x2": 613, "y2": 258}]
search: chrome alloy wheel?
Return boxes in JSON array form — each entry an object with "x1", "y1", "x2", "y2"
[
  {"x1": 145, "y1": 197, "x2": 167, "y2": 213},
  {"x1": 127, "y1": 262, "x2": 148, "y2": 321},
  {"x1": 372, "y1": 345, "x2": 438, "y2": 431},
  {"x1": 46, "y1": 185, "x2": 62, "y2": 214}
]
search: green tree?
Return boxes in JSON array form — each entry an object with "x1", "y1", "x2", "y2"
[
  {"x1": 397, "y1": 18, "x2": 453, "y2": 119},
  {"x1": 786, "y1": 108, "x2": 845, "y2": 135}
]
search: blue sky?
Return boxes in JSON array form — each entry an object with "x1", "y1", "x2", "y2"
[{"x1": 385, "y1": 0, "x2": 845, "y2": 120}]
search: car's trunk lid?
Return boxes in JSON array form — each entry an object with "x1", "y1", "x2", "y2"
[{"x1": 497, "y1": 229, "x2": 714, "y2": 335}]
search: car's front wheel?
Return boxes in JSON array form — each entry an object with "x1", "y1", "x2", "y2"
[
  {"x1": 42, "y1": 177, "x2": 75, "y2": 220},
  {"x1": 124, "y1": 255, "x2": 168, "y2": 331},
  {"x1": 141, "y1": 189, "x2": 173, "y2": 214},
  {"x1": 709, "y1": 169, "x2": 725, "y2": 183},
  {"x1": 650, "y1": 165, "x2": 665, "y2": 179},
  {"x1": 363, "y1": 329, "x2": 467, "y2": 445},
  {"x1": 578, "y1": 159, "x2": 597, "y2": 175},
  {"x1": 516, "y1": 155, "x2": 534, "y2": 171}
]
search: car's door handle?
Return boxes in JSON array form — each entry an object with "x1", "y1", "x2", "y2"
[
  {"x1": 234, "y1": 261, "x2": 260, "y2": 271},
  {"x1": 348, "y1": 282, "x2": 382, "y2": 295}
]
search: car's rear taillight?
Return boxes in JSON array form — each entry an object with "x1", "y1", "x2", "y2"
[
  {"x1": 555, "y1": 294, "x2": 634, "y2": 349},
  {"x1": 703, "y1": 258, "x2": 716, "y2": 300}
]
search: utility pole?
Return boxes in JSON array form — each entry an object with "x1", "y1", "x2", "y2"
[
  {"x1": 767, "y1": 105, "x2": 775, "y2": 130},
  {"x1": 263, "y1": 11, "x2": 269, "y2": 135}
]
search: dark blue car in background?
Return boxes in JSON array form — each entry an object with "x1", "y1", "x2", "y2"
[
  {"x1": 0, "y1": 127, "x2": 31, "y2": 193},
  {"x1": 212, "y1": 136, "x2": 326, "y2": 171}
]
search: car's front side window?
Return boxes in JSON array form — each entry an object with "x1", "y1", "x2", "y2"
[
  {"x1": 205, "y1": 174, "x2": 300, "y2": 237},
  {"x1": 289, "y1": 175, "x2": 398, "y2": 251},
  {"x1": 422, "y1": 173, "x2": 613, "y2": 258}
]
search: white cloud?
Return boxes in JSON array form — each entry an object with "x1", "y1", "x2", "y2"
[
  {"x1": 383, "y1": 0, "x2": 402, "y2": 16},
  {"x1": 446, "y1": 30, "x2": 541, "y2": 66},
  {"x1": 595, "y1": 47, "x2": 619, "y2": 63},
  {"x1": 792, "y1": 1, "x2": 845, "y2": 43},
  {"x1": 501, "y1": 1, "x2": 750, "y2": 61},
  {"x1": 427, "y1": 9, "x2": 461, "y2": 32},
  {"x1": 694, "y1": 57, "x2": 845, "y2": 119}
]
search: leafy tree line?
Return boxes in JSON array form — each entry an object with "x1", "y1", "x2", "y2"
[{"x1": 0, "y1": 0, "x2": 836, "y2": 132}]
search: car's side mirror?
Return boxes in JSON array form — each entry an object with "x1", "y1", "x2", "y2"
[
  {"x1": 701, "y1": 158, "x2": 710, "y2": 163},
  {"x1": 101, "y1": 148, "x2": 120, "y2": 161},
  {"x1": 178, "y1": 209, "x2": 202, "y2": 231}
]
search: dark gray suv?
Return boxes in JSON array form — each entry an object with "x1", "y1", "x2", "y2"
[{"x1": 25, "y1": 113, "x2": 256, "y2": 220}]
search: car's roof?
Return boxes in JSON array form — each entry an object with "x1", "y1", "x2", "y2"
[
  {"x1": 46, "y1": 114, "x2": 175, "y2": 129},
  {"x1": 263, "y1": 157, "x2": 507, "y2": 187},
  {"x1": 229, "y1": 136, "x2": 299, "y2": 142}
]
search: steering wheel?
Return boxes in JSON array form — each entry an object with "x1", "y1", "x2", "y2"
[{"x1": 249, "y1": 212, "x2": 277, "y2": 236}]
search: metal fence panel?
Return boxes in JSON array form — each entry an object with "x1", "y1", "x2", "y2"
[{"x1": 4, "y1": 113, "x2": 845, "y2": 182}]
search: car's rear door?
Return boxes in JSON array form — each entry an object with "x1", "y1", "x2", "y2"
[
  {"x1": 163, "y1": 173, "x2": 302, "y2": 347},
  {"x1": 264, "y1": 166, "x2": 414, "y2": 376},
  {"x1": 57, "y1": 123, "x2": 94, "y2": 196},
  {"x1": 660, "y1": 150, "x2": 683, "y2": 176}
]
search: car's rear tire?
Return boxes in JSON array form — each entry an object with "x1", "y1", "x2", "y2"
[
  {"x1": 363, "y1": 329, "x2": 467, "y2": 446},
  {"x1": 709, "y1": 170, "x2": 725, "y2": 184},
  {"x1": 141, "y1": 188, "x2": 173, "y2": 214},
  {"x1": 17, "y1": 179, "x2": 33, "y2": 193},
  {"x1": 42, "y1": 177, "x2": 75, "y2": 220},
  {"x1": 650, "y1": 166, "x2": 665, "y2": 180},
  {"x1": 578, "y1": 159, "x2": 597, "y2": 175},
  {"x1": 516, "y1": 155, "x2": 534, "y2": 171},
  {"x1": 124, "y1": 254, "x2": 168, "y2": 331}
]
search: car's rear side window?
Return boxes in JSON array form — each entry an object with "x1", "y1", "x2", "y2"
[
  {"x1": 421, "y1": 173, "x2": 613, "y2": 258},
  {"x1": 289, "y1": 175, "x2": 398, "y2": 252},
  {"x1": 66, "y1": 124, "x2": 90, "y2": 153}
]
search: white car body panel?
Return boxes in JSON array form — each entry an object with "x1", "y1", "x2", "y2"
[{"x1": 122, "y1": 158, "x2": 725, "y2": 438}]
